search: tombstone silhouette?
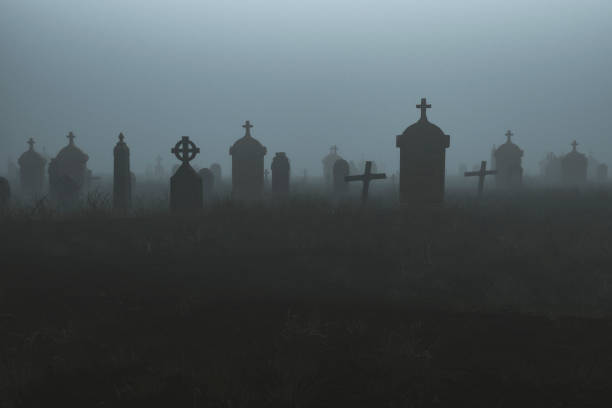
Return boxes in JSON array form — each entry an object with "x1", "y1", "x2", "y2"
[
  {"x1": 322, "y1": 146, "x2": 342, "y2": 187},
  {"x1": 170, "y1": 136, "x2": 203, "y2": 212},
  {"x1": 561, "y1": 141, "x2": 587, "y2": 186},
  {"x1": 48, "y1": 132, "x2": 90, "y2": 205},
  {"x1": 113, "y1": 133, "x2": 131, "y2": 211},
  {"x1": 198, "y1": 168, "x2": 215, "y2": 200},
  {"x1": 345, "y1": 161, "x2": 386, "y2": 204},
  {"x1": 332, "y1": 159, "x2": 349, "y2": 193},
  {"x1": 271, "y1": 152, "x2": 290, "y2": 194},
  {"x1": 396, "y1": 98, "x2": 450, "y2": 206},
  {"x1": 494, "y1": 130, "x2": 523, "y2": 189},
  {"x1": 18, "y1": 138, "x2": 47, "y2": 196},
  {"x1": 229, "y1": 121, "x2": 267, "y2": 200},
  {"x1": 0, "y1": 177, "x2": 10, "y2": 207},
  {"x1": 464, "y1": 160, "x2": 497, "y2": 196}
]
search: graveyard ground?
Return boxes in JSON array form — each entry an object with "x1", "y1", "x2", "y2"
[{"x1": 2, "y1": 188, "x2": 612, "y2": 407}]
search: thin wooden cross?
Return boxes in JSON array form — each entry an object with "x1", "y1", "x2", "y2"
[
  {"x1": 345, "y1": 161, "x2": 387, "y2": 204},
  {"x1": 464, "y1": 160, "x2": 497, "y2": 196}
]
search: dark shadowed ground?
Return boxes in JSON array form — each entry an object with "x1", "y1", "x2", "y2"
[{"x1": 2, "y1": 188, "x2": 612, "y2": 407}]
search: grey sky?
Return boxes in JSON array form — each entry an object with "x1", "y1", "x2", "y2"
[{"x1": 1, "y1": 0, "x2": 611, "y2": 176}]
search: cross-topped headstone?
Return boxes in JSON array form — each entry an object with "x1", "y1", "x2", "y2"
[
  {"x1": 243, "y1": 120, "x2": 253, "y2": 137},
  {"x1": 464, "y1": 160, "x2": 497, "y2": 196},
  {"x1": 505, "y1": 130, "x2": 514, "y2": 143},
  {"x1": 416, "y1": 98, "x2": 432, "y2": 120},
  {"x1": 571, "y1": 140, "x2": 578, "y2": 152},
  {"x1": 171, "y1": 136, "x2": 200, "y2": 163},
  {"x1": 345, "y1": 161, "x2": 387, "y2": 204},
  {"x1": 67, "y1": 131, "x2": 76, "y2": 145},
  {"x1": 27, "y1": 138, "x2": 35, "y2": 150}
]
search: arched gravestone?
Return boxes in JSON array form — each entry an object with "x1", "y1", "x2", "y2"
[
  {"x1": 494, "y1": 130, "x2": 523, "y2": 189},
  {"x1": 210, "y1": 163, "x2": 222, "y2": 183},
  {"x1": 198, "y1": 168, "x2": 215, "y2": 200},
  {"x1": 229, "y1": 121, "x2": 267, "y2": 200},
  {"x1": 333, "y1": 159, "x2": 349, "y2": 193},
  {"x1": 48, "y1": 132, "x2": 90, "y2": 205},
  {"x1": 396, "y1": 98, "x2": 450, "y2": 207},
  {"x1": 170, "y1": 136, "x2": 203, "y2": 212},
  {"x1": 271, "y1": 152, "x2": 290, "y2": 194},
  {"x1": 18, "y1": 138, "x2": 47, "y2": 196},
  {"x1": 322, "y1": 146, "x2": 342, "y2": 187},
  {"x1": 0, "y1": 177, "x2": 10, "y2": 207},
  {"x1": 113, "y1": 133, "x2": 131, "y2": 211},
  {"x1": 561, "y1": 141, "x2": 587, "y2": 186}
]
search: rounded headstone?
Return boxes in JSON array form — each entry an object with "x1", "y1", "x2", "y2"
[{"x1": 271, "y1": 152, "x2": 290, "y2": 194}]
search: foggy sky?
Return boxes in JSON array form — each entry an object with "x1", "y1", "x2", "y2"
[{"x1": 1, "y1": 0, "x2": 611, "y2": 176}]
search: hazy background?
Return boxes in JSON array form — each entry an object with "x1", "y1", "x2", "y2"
[{"x1": 1, "y1": 0, "x2": 611, "y2": 177}]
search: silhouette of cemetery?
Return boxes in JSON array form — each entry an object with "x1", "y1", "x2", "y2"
[
  {"x1": 113, "y1": 133, "x2": 131, "y2": 211},
  {"x1": 271, "y1": 152, "x2": 290, "y2": 194},
  {"x1": 345, "y1": 161, "x2": 387, "y2": 204},
  {"x1": 170, "y1": 136, "x2": 203, "y2": 212},
  {"x1": 48, "y1": 132, "x2": 90, "y2": 204},
  {"x1": 322, "y1": 145, "x2": 342, "y2": 187},
  {"x1": 561, "y1": 141, "x2": 587, "y2": 186},
  {"x1": 494, "y1": 130, "x2": 523, "y2": 189},
  {"x1": 396, "y1": 98, "x2": 450, "y2": 206},
  {"x1": 229, "y1": 121, "x2": 267, "y2": 200},
  {"x1": 18, "y1": 138, "x2": 47, "y2": 196},
  {"x1": 464, "y1": 160, "x2": 497, "y2": 196}
]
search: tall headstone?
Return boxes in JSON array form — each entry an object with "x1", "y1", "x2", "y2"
[
  {"x1": 18, "y1": 138, "x2": 47, "y2": 196},
  {"x1": 198, "y1": 168, "x2": 215, "y2": 200},
  {"x1": 229, "y1": 121, "x2": 267, "y2": 200},
  {"x1": 322, "y1": 146, "x2": 342, "y2": 187},
  {"x1": 113, "y1": 133, "x2": 131, "y2": 211},
  {"x1": 271, "y1": 152, "x2": 290, "y2": 194},
  {"x1": 170, "y1": 136, "x2": 203, "y2": 212},
  {"x1": 48, "y1": 132, "x2": 90, "y2": 204},
  {"x1": 396, "y1": 98, "x2": 450, "y2": 206},
  {"x1": 332, "y1": 159, "x2": 350, "y2": 193},
  {"x1": 561, "y1": 141, "x2": 587, "y2": 186},
  {"x1": 494, "y1": 130, "x2": 523, "y2": 189},
  {"x1": 210, "y1": 163, "x2": 222, "y2": 183},
  {"x1": 0, "y1": 177, "x2": 10, "y2": 207}
]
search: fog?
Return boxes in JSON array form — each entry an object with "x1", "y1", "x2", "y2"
[{"x1": 1, "y1": 0, "x2": 611, "y2": 176}]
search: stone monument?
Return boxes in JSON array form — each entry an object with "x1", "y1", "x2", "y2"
[
  {"x1": 170, "y1": 136, "x2": 203, "y2": 212},
  {"x1": 271, "y1": 152, "x2": 290, "y2": 194},
  {"x1": 18, "y1": 138, "x2": 47, "y2": 196},
  {"x1": 229, "y1": 120, "x2": 267, "y2": 200}
]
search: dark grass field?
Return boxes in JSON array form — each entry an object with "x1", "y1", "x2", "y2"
[{"x1": 2, "y1": 187, "x2": 612, "y2": 407}]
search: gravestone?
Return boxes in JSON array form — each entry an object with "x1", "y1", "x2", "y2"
[
  {"x1": 271, "y1": 152, "x2": 290, "y2": 194},
  {"x1": 494, "y1": 130, "x2": 523, "y2": 189},
  {"x1": 322, "y1": 146, "x2": 342, "y2": 187},
  {"x1": 396, "y1": 98, "x2": 450, "y2": 206},
  {"x1": 561, "y1": 141, "x2": 587, "y2": 186},
  {"x1": 48, "y1": 132, "x2": 90, "y2": 204},
  {"x1": 597, "y1": 163, "x2": 608, "y2": 182},
  {"x1": 345, "y1": 161, "x2": 386, "y2": 204},
  {"x1": 18, "y1": 138, "x2": 47, "y2": 196},
  {"x1": 210, "y1": 163, "x2": 222, "y2": 183},
  {"x1": 229, "y1": 121, "x2": 267, "y2": 200},
  {"x1": 170, "y1": 136, "x2": 203, "y2": 212},
  {"x1": 464, "y1": 160, "x2": 497, "y2": 196},
  {"x1": 113, "y1": 133, "x2": 131, "y2": 211},
  {"x1": 198, "y1": 168, "x2": 215, "y2": 200},
  {"x1": 0, "y1": 177, "x2": 10, "y2": 207},
  {"x1": 332, "y1": 158, "x2": 350, "y2": 193}
]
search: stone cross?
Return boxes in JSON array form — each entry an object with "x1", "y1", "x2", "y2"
[
  {"x1": 67, "y1": 131, "x2": 76, "y2": 145},
  {"x1": 345, "y1": 161, "x2": 387, "y2": 204},
  {"x1": 571, "y1": 140, "x2": 578, "y2": 152},
  {"x1": 171, "y1": 136, "x2": 200, "y2": 163},
  {"x1": 243, "y1": 120, "x2": 253, "y2": 137},
  {"x1": 464, "y1": 160, "x2": 497, "y2": 196},
  {"x1": 416, "y1": 98, "x2": 432, "y2": 119},
  {"x1": 505, "y1": 130, "x2": 514, "y2": 143},
  {"x1": 27, "y1": 138, "x2": 35, "y2": 150}
]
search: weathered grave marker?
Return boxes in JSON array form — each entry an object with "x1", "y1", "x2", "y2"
[
  {"x1": 494, "y1": 130, "x2": 523, "y2": 189},
  {"x1": 229, "y1": 120, "x2": 267, "y2": 200},
  {"x1": 18, "y1": 138, "x2": 47, "y2": 196},
  {"x1": 113, "y1": 133, "x2": 131, "y2": 211},
  {"x1": 271, "y1": 152, "x2": 290, "y2": 194},
  {"x1": 170, "y1": 136, "x2": 203, "y2": 212},
  {"x1": 345, "y1": 161, "x2": 386, "y2": 204},
  {"x1": 464, "y1": 160, "x2": 496, "y2": 196},
  {"x1": 333, "y1": 158, "x2": 349, "y2": 193},
  {"x1": 561, "y1": 141, "x2": 587, "y2": 186}
]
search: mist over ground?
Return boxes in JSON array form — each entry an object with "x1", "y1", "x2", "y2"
[{"x1": 1, "y1": 0, "x2": 611, "y2": 176}]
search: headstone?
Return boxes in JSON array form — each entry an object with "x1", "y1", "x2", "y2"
[
  {"x1": 396, "y1": 98, "x2": 450, "y2": 206},
  {"x1": 113, "y1": 133, "x2": 131, "y2": 211},
  {"x1": 229, "y1": 120, "x2": 267, "y2": 200},
  {"x1": 597, "y1": 163, "x2": 608, "y2": 182},
  {"x1": 321, "y1": 146, "x2": 342, "y2": 187},
  {"x1": 464, "y1": 160, "x2": 497, "y2": 196},
  {"x1": 332, "y1": 158, "x2": 349, "y2": 193},
  {"x1": 494, "y1": 130, "x2": 523, "y2": 189},
  {"x1": 210, "y1": 163, "x2": 222, "y2": 183},
  {"x1": 561, "y1": 141, "x2": 587, "y2": 186},
  {"x1": 170, "y1": 136, "x2": 203, "y2": 212},
  {"x1": 0, "y1": 177, "x2": 10, "y2": 207},
  {"x1": 345, "y1": 161, "x2": 387, "y2": 204},
  {"x1": 198, "y1": 168, "x2": 215, "y2": 200},
  {"x1": 48, "y1": 132, "x2": 90, "y2": 204},
  {"x1": 271, "y1": 152, "x2": 290, "y2": 194},
  {"x1": 18, "y1": 138, "x2": 47, "y2": 196}
]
